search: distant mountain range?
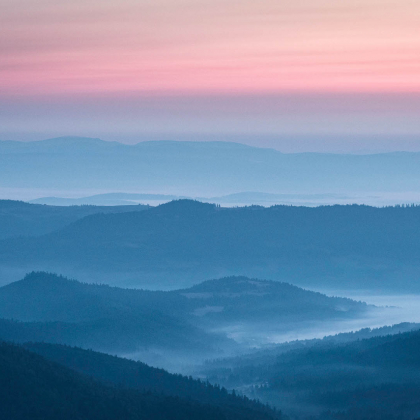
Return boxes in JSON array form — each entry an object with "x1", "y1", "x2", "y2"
[
  {"x1": 30, "y1": 191, "x2": 355, "y2": 207},
  {"x1": 30, "y1": 193, "x2": 183, "y2": 206},
  {"x1": 2, "y1": 136, "x2": 420, "y2": 204},
  {"x1": 1, "y1": 200, "x2": 420, "y2": 291}
]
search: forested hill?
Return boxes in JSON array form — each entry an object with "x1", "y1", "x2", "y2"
[
  {"x1": 21, "y1": 342, "x2": 281, "y2": 419},
  {"x1": 0, "y1": 272, "x2": 368, "y2": 353},
  {"x1": 0, "y1": 341, "x2": 281, "y2": 420},
  {"x1": 2, "y1": 200, "x2": 420, "y2": 290},
  {"x1": 202, "y1": 322, "x2": 420, "y2": 371},
  {"x1": 0, "y1": 272, "x2": 367, "y2": 323},
  {"x1": 0, "y1": 272, "x2": 225, "y2": 354},
  {"x1": 0, "y1": 199, "x2": 147, "y2": 240},
  {"x1": 201, "y1": 328, "x2": 420, "y2": 419}
]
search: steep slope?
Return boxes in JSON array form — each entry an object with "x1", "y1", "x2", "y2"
[
  {"x1": 2, "y1": 200, "x2": 420, "y2": 290},
  {"x1": 21, "y1": 342, "x2": 282, "y2": 419},
  {"x1": 0, "y1": 341, "x2": 280, "y2": 420}
]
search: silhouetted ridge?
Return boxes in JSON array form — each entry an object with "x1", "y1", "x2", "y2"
[
  {"x1": 0, "y1": 199, "x2": 31, "y2": 209},
  {"x1": 9, "y1": 271, "x2": 80, "y2": 288},
  {"x1": 3, "y1": 137, "x2": 420, "y2": 210},
  {"x1": 2, "y1": 201, "x2": 420, "y2": 290},
  {"x1": 0, "y1": 198, "x2": 147, "y2": 240},
  {"x1": 157, "y1": 198, "x2": 217, "y2": 211},
  {"x1": 188, "y1": 276, "x2": 305, "y2": 293},
  {"x1": 133, "y1": 140, "x2": 257, "y2": 150},
  {"x1": 0, "y1": 272, "x2": 369, "y2": 356},
  {"x1": 0, "y1": 272, "x2": 226, "y2": 353}
]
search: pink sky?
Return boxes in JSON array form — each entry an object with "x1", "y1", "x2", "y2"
[
  {"x1": 1, "y1": 0, "x2": 419, "y2": 147},
  {"x1": 2, "y1": 0, "x2": 419, "y2": 95}
]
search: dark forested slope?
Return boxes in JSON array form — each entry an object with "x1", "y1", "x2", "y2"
[
  {"x1": 1, "y1": 200, "x2": 420, "y2": 289},
  {"x1": 21, "y1": 342, "x2": 282, "y2": 419},
  {"x1": 0, "y1": 341, "x2": 281, "y2": 420},
  {"x1": 0, "y1": 272, "x2": 225, "y2": 353},
  {"x1": 201, "y1": 328, "x2": 420, "y2": 419}
]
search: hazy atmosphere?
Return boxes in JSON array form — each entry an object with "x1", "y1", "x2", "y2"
[
  {"x1": 1, "y1": 0, "x2": 420, "y2": 149},
  {"x1": 1, "y1": 0, "x2": 420, "y2": 419}
]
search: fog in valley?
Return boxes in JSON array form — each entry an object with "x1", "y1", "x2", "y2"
[
  {"x1": 2, "y1": 138, "x2": 420, "y2": 420},
  {"x1": 3, "y1": 0, "x2": 420, "y2": 416}
]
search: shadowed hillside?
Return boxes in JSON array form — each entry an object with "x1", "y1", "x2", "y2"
[
  {"x1": 0, "y1": 341, "x2": 281, "y2": 420},
  {"x1": 21, "y1": 341, "x2": 282, "y2": 419},
  {"x1": 0, "y1": 272, "x2": 370, "y2": 356},
  {"x1": 201, "y1": 328, "x2": 420, "y2": 419},
  {"x1": 2, "y1": 200, "x2": 420, "y2": 290}
]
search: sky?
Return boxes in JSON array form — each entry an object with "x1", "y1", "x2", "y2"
[{"x1": 1, "y1": 0, "x2": 419, "y2": 151}]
